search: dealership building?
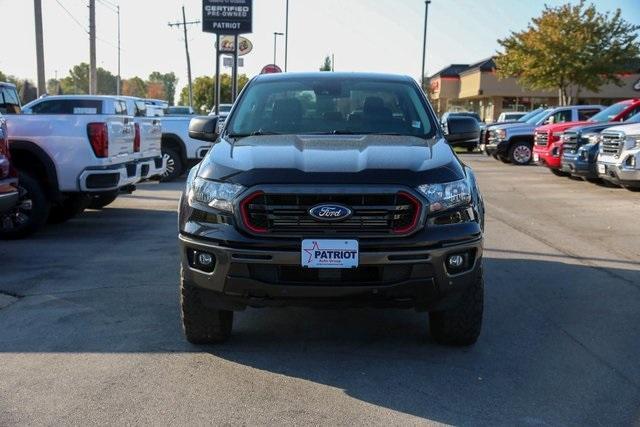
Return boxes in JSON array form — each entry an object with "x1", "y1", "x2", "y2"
[{"x1": 428, "y1": 57, "x2": 640, "y2": 122}]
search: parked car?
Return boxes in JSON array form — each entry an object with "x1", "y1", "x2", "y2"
[
  {"x1": 165, "y1": 106, "x2": 195, "y2": 116},
  {"x1": 533, "y1": 102, "x2": 638, "y2": 175},
  {"x1": 597, "y1": 122, "x2": 640, "y2": 191},
  {"x1": 441, "y1": 111, "x2": 483, "y2": 152},
  {"x1": 3, "y1": 94, "x2": 138, "y2": 237},
  {"x1": 497, "y1": 111, "x2": 527, "y2": 122},
  {"x1": 480, "y1": 108, "x2": 543, "y2": 156},
  {"x1": 86, "y1": 96, "x2": 166, "y2": 209},
  {"x1": 179, "y1": 72, "x2": 485, "y2": 346},
  {"x1": 560, "y1": 103, "x2": 640, "y2": 182},
  {"x1": 208, "y1": 103, "x2": 233, "y2": 119},
  {"x1": 487, "y1": 105, "x2": 603, "y2": 165},
  {"x1": 0, "y1": 113, "x2": 20, "y2": 235},
  {"x1": 0, "y1": 82, "x2": 22, "y2": 115}
]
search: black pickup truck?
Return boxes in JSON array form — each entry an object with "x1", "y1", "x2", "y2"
[{"x1": 178, "y1": 72, "x2": 485, "y2": 346}]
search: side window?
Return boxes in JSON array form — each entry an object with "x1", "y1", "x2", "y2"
[
  {"x1": 548, "y1": 109, "x2": 572, "y2": 124},
  {"x1": 134, "y1": 101, "x2": 147, "y2": 117},
  {"x1": 30, "y1": 101, "x2": 64, "y2": 114},
  {"x1": 578, "y1": 108, "x2": 601, "y2": 121},
  {"x1": 114, "y1": 101, "x2": 127, "y2": 115}
]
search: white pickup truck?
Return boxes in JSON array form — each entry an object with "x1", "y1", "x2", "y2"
[
  {"x1": 2, "y1": 94, "x2": 141, "y2": 237},
  {"x1": 597, "y1": 122, "x2": 640, "y2": 191}
]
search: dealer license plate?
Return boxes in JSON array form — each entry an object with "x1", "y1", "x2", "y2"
[
  {"x1": 598, "y1": 164, "x2": 606, "y2": 174},
  {"x1": 301, "y1": 239, "x2": 359, "y2": 269}
]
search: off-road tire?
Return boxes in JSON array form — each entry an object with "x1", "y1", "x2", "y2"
[
  {"x1": 160, "y1": 149, "x2": 183, "y2": 182},
  {"x1": 429, "y1": 272, "x2": 484, "y2": 346},
  {"x1": 181, "y1": 271, "x2": 233, "y2": 344},
  {"x1": 0, "y1": 172, "x2": 50, "y2": 239},
  {"x1": 89, "y1": 192, "x2": 118, "y2": 209},
  {"x1": 48, "y1": 194, "x2": 91, "y2": 224},
  {"x1": 508, "y1": 141, "x2": 532, "y2": 165}
]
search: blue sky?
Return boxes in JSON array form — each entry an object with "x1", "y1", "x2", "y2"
[{"x1": 1, "y1": 0, "x2": 638, "y2": 95}]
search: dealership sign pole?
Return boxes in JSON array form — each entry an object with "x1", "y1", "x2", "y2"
[{"x1": 202, "y1": 0, "x2": 253, "y2": 115}]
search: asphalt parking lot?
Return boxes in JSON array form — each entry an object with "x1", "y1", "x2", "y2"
[{"x1": 1, "y1": 154, "x2": 639, "y2": 425}]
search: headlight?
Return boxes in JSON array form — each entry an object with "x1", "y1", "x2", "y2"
[
  {"x1": 631, "y1": 134, "x2": 640, "y2": 148},
  {"x1": 561, "y1": 134, "x2": 571, "y2": 142},
  {"x1": 417, "y1": 179, "x2": 472, "y2": 213},
  {"x1": 495, "y1": 129, "x2": 506, "y2": 139},
  {"x1": 585, "y1": 134, "x2": 600, "y2": 145},
  {"x1": 188, "y1": 176, "x2": 245, "y2": 213}
]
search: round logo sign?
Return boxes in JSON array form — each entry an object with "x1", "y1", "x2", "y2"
[
  {"x1": 260, "y1": 64, "x2": 283, "y2": 74},
  {"x1": 309, "y1": 204, "x2": 353, "y2": 222},
  {"x1": 218, "y1": 36, "x2": 253, "y2": 56}
]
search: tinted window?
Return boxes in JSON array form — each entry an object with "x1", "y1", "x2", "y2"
[
  {"x1": 227, "y1": 78, "x2": 435, "y2": 138},
  {"x1": 578, "y1": 108, "x2": 600, "y2": 121},
  {"x1": 135, "y1": 101, "x2": 147, "y2": 117},
  {"x1": 529, "y1": 109, "x2": 553, "y2": 124},
  {"x1": 0, "y1": 86, "x2": 21, "y2": 114},
  {"x1": 30, "y1": 99, "x2": 103, "y2": 114},
  {"x1": 620, "y1": 105, "x2": 640, "y2": 121}
]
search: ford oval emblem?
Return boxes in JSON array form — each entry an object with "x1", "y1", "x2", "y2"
[{"x1": 309, "y1": 204, "x2": 353, "y2": 222}]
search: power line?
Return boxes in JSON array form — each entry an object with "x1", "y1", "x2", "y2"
[
  {"x1": 96, "y1": 0, "x2": 117, "y2": 14},
  {"x1": 54, "y1": 0, "x2": 88, "y2": 33}
]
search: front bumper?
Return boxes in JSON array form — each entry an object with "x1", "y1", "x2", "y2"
[
  {"x1": 533, "y1": 145, "x2": 562, "y2": 169},
  {"x1": 561, "y1": 151, "x2": 597, "y2": 178},
  {"x1": 0, "y1": 177, "x2": 18, "y2": 213},
  {"x1": 179, "y1": 233, "x2": 483, "y2": 311},
  {"x1": 78, "y1": 161, "x2": 139, "y2": 192},
  {"x1": 598, "y1": 152, "x2": 640, "y2": 187},
  {"x1": 484, "y1": 140, "x2": 506, "y2": 157}
]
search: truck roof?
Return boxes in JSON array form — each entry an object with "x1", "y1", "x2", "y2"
[
  {"x1": 32, "y1": 95, "x2": 124, "y2": 101},
  {"x1": 252, "y1": 72, "x2": 416, "y2": 84}
]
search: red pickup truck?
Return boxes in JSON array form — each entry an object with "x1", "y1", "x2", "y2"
[
  {"x1": 533, "y1": 99, "x2": 640, "y2": 174},
  {"x1": 0, "y1": 112, "x2": 19, "y2": 234}
]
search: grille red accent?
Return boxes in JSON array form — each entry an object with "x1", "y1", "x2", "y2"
[
  {"x1": 240, "y1": 191, "x2": 267, "y2": 233},
  {"x1": 393, "y1": 191, "x2": 421, "y2": 234}
]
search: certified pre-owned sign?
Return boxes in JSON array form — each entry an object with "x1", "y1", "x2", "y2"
[{"x1": 202, "y1": 0, "x2": 253, "y2": 34}]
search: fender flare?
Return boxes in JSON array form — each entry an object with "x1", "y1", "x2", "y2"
[
  {"x1": 9, "y1": 139, "x2": 60, "y2": 200},
  {"x1": 161, "y1": 133, "x2": 188, "y2": 164}
]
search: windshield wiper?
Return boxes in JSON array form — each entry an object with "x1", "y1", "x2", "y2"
[{"x1": 226, "y1": 130, "x2": 283, "y2": 138}]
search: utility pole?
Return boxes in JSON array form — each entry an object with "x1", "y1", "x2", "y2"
[
  {"x1": 168, "y1": 7, "x2": 200, "y2": 109},
  {"x1": 34, "y1": 0, "x2": 46, "y2": 96},
  {"x1": 420, "y1": 0, "x2": 431, "y2": 92},
  {"x1": 273, "y1": 32, "x2": 284, "y2": 66},
  {"x1": 117, "y1": 5, "x2": 121, "y2": 95},
  {"x1": 89, "y1": 0, "x2": 97, "y2": 94},
  {"x1": 331, "y1": 53, "x2": 334, "y2": 72},
  {"x1": 284, "y1": 0, "x2": 289, "y2": 72}
]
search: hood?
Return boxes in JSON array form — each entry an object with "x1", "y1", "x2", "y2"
[
  {"x1": 565, "y1": 121, "x2": 622, "y2": 135},
  {"x1": 197, "y1": 134, "x2": 466, "y2": 187},
  {"x1": 494, "y1": 122, "x2": 536, "y2": 133}
]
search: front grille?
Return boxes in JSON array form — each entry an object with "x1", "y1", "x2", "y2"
[
  {"x1": 241, "y1": 192, "x2": 421, "y2": 236},
  {"x1": 562, "y1": 132, "x2": 580, "y2": 153},
  {"x1": 601, "y1": 132, "x2": 624, "y2": 156},
  {"x1": 535, "y1": 131, "x2": 549, "y2": 146},
  {"x1": 245, "y1": 263, "x2": 434, "y2": 287}
]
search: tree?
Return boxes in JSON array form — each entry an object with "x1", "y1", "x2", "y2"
[
  {"x1": 57, "y1": 63, "x2": 116, "y2": 95},
  {"x1": 122, "y1": 77, "x2": 147, "y2": 98},
  {"x1": 319, "y1": 55, "x2": 332, "y2": 72},
  {"x1": 178, "y1": 74, "x2": 249, "y2": 112},
  {"x1": 146, "y1": 82, "x2": 165, "y2": 100},
  {"x1": 496, "y1": 1, "x2": 640, "y2": 105},
  {"x1": 149, "y1": 72, "x2": 178, "y2": 105},
  {"x1": 0, "y1": 71, "x2": 7, "y2": 82},
  {"x1": 19, "y1": 80, "x2": 38, "y2": 104}
]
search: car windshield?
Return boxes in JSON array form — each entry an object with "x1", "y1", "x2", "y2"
[
  {"x1": 528, "y1": 109, "x2": 552, "y2": 124},
  {"x1": 625, "y1": 111, "x2": 640, "y2": 123},
  {"x1": 517, "y1": 108, "x2": 543, "y2": 123},
  {"x1": 226, "y1": 77, "x2": 435, "y2": 139},
  {"x1": 589, "y1": 102, "x2": 628, "y2": 123}
]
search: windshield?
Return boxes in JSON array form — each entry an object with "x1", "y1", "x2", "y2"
[
  {"x1": 625, "y1": 111, "x2": 640, "y2": 123},
  {"x1": 226, "y1": 77, "x2": 435, "y2": 138},
  {"x1": 0, "y1": 86, "x2": 21, "y2": 114},
  {"x1": 518, "y1": 108, "x2": 543, "y2": 122},
  {"x1": 527, "y1": 109, "x2": 552, "y2": 124},
  {"x1": 589, "y1": 102, "x2": 628, "y2": 123}
]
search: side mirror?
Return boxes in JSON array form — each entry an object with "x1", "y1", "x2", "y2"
[
  {"x1": 444, "y1": 116, "x2": 480, "y2": 145},
  {"x1": 189, "y1": 115, "x2": 219, "y2": 142}
]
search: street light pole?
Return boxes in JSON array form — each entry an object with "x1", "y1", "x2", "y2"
[
  {"x1": 116, "y1": 5, "x2": 121, "y2": 96},
  {"x1": 420, "y1": 0, "x2": 431, "y2": 91},
  {"x1": 273, "y1": 32, "x2": 284, "y2": 66},
  {"x1": 284, "y1": 0, "x2": 289, "y2": 72}
]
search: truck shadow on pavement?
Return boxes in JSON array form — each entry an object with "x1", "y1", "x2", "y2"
[{"x1": 0, "y1": 243, "x2": 639, "y2": 424}]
